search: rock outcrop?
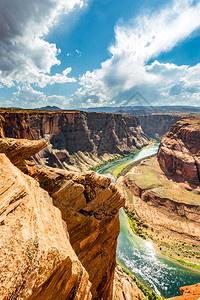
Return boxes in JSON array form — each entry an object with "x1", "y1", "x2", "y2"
[
  {"x1": 0, "y1": 108, "x2": 149, "y2": 171},
  {"x1": 158, "y1": 116, "x2": 200, "y2": 185},
  {"x1": 168, "y1": 283, "x2": 200, "y2": 300},
  {"x1": 0, "y1": 153, "x2": 92, "y2": 299},
  {"x1": 31, "y1": 167, "x2": 124, "y2": 299},
  {"x1": 113, "y1": 266, "x2": 145, "y2": 300},
  {"x1": 138, "y1": 114, "x2": 189, "y2": 139},
  {"x1": 0, "y1": 137, "x2": 124, "y2": 299},
  {"x1": 0, "y1": 137, "x2": 48, "y2": 172}
]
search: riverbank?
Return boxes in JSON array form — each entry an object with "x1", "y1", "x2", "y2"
[
  {"x1": 116, "y1": 155, "x2": 200, "y2": 269},
  {"x1": 95, "y1": 140, "x2": 156, "y2": 176},
  {"x1": 115, "y1": 263, "x2": 162, "y2": 300},
  {"x1": 98, "y1": 143, "x2": 200, "y2": 298}
]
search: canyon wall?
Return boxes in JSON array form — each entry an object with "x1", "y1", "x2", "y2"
[
  {"x1": 0, "y1": 109, "x2": 149, "y2": 171},
  {"x1": 158, "y1": 116, "x2": 200, "y2": 186},
  {"x1": 0, "y1": 137, "x2": 124, "y2": 299},
  {"x1": 138, "y1": 114, "x2": 189, "y2": 138}
]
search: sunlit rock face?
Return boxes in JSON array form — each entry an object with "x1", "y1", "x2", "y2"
[
  {"x1": 0, "y1": 108, "x2": 149, "y2": 171},
  {"x1": 0, "y1": 153, "x2": 92, "y2": 300},
  {"x1": 0, "y1": 137, "x2": 124, "y2": 300},
  {"x1": 158, "y1": 116, "x2": 200, "y2": 186},
  {"x1": 31, "y1": 167, "x2": 125, "y2": 299},
  {"x1": 113, "y1": 266, "x2": 144, "y2": 300},
  {"x1": 168, "y1": 283, "x2": 200, "y2": 300}
]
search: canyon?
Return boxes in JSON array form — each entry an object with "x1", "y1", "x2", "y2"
[
  {"x1": 116, "y1": 116, "x2": 200, "y2": 265},
  {"x1": 1, "y1": 109, "x2": 199, "y2": 299},
  {"x1": 0, "y1": 108, "x2": 149, "y2": 172}
]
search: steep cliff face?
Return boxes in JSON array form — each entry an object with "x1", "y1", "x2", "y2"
[
  {"x1": 116, "y1": 156, "x2": 200, "y2": 264},
  {"x1": 138, "y1": 114, "x2": 189, "y2": 138},
  {"x1": 0, "y1": 137, "x2": 124, "y2": 299},
  {"x1": 0, "y1": 108, "x2": 149, "y2": 171},
  {"x1": 31, "y1": 167, "x2": 124, "y2": 299},
  {"x1": 0, "y1": 152, "x2": 92, "y2": 300},
  {"x1": 158, "y1": 116, "x2": 200, "y2": 185}
]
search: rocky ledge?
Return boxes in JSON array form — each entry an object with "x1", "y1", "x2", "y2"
[
  {"x1": 168, "y1": 283, "x2": 200, "y2": 300},
  {"x1": 158, "y1": 116, "x2": 200, "y2": 186},
  {"x1": 0, "y1": 137, "x2": 124, "y2": 299}
]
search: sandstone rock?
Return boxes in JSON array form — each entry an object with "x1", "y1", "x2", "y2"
[
  {"x1": 31, "y1": 167, "x2": 125, "y2": 300},
  {"x1": 168, "y1": 283, "x2": 200, "y2": 300},
  {"x1": 158, "y1": 116, "x2": 200, "y2": 185},
  {"x1": 0, "y1": 153, "x2": 92, "y2": 299},
  {"x1": 0, "y1": 108, "x2": 149, "y2": 171},
  {"x1": 0, "y1": 137, "x2": 48, "y2": 166},
  {"x1": 138, "y1": 114, "x2": 189, "y2": 139},
  {"x1": 113, "y1": 266, "x2": 145, "y2": 300}
]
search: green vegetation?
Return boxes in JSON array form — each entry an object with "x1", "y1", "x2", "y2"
[
  {"x1": 158, "y1": 253, "x2": 200, "y2": 270},
  {"x1": 124, "y1": 207, "x2": 147, "y2": 239},
  {"x1": 89, "y1": 156, "x2": 120, "y2": 172},
  {"x1": 121, "y1": 266, "x2": 162, "y2": 300},
  {"x1": 89, "y1": 148, "x2": 142, "y2": 172}
]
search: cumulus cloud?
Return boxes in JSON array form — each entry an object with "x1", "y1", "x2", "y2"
[
  {"x1": 12, "y1": 85, "x2": 69, "y2": 108},
  {"x1": 0, "y1": 0, "x2": 86, "y2": 88},
  {"x1": 72, "y1": 0, "x2": 200, "y2": 107}
]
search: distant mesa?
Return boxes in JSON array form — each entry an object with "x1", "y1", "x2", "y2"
[{"x1": 34, "y1": 105, "x2": 61, "y2": 111}]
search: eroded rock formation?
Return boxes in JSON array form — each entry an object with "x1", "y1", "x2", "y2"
[
  {"x1": 0, "y1": 137, "x2": 124, "y2": 299},
  {"x1": 158, "y1": 116, "x2": 200, "y2": 185},
  {"x1": 168, "y1": 283, "x2": 200, "y2": 300},
  {"x1": 0, "y1": 108, "x2": 149, "y2": 171},
  {"x1": 0, "y1": 153, "x2": 92, "y2": 300},
  {"x1": 31, "y1": 167, "x2": 124, "y2": 299}
]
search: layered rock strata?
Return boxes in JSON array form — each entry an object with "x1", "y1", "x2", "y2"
[
  {"x1": 158, "y1": 116, "x2": 200, "y2": 185},
  {"x1": 0, "y1": 138, "x2": 124, "y2": 299},
  {"x1": 168, "y1": 283, "x2": 200, "y2": 300},
  {"x1": 31, "y1": 167, "x2": 124, "y2": 299},
  {"x1": 0, "y1": 108, "x2": 149, "y2": 171},
  {"x1": 138, "y1": 114, "x2": 189, "y2": 139},
  {"x1": 0, "y1": 153, "x2": 92, "y2": 299}
]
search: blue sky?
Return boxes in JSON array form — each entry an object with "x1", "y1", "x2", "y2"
[{"x1": 0, "y1": 0, "x2": 200, "y2": 108}]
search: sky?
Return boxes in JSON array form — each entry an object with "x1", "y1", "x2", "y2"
[{"x1": 0, "y1": 0, "x2": 200, "y2": 109}]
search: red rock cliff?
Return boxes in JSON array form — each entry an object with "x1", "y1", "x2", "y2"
[
  {"x1": 158, "y1": 116, "x2": 200, "y2": 185},
  {"x1": 168, "y1": 283, "x2": 200, "y2": 300},
  {"x1": 138, "y1": 113, "x2": 189, "y2": 138},
  {"x1": 0, "y1": 108, "x2": 149, "y2": 171}
]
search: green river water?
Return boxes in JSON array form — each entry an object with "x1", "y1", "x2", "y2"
[{"x1": 97, "y1": 144, "x2": 200, "y2": 298}]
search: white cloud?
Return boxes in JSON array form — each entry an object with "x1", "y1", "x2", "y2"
[
  {"x1": 11, "y1": 85, "x2": 69, "y2": 109},
  {"x1": 71, "y1": 0, "x2": 200, "y2": 108},
  {"x1": 0, "y1": 0, "x2": 86, "y2": 88}
]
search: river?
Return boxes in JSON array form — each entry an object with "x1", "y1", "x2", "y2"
[{"x1": 98, "y1": 144, "x2": 200, "y2": 298}]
